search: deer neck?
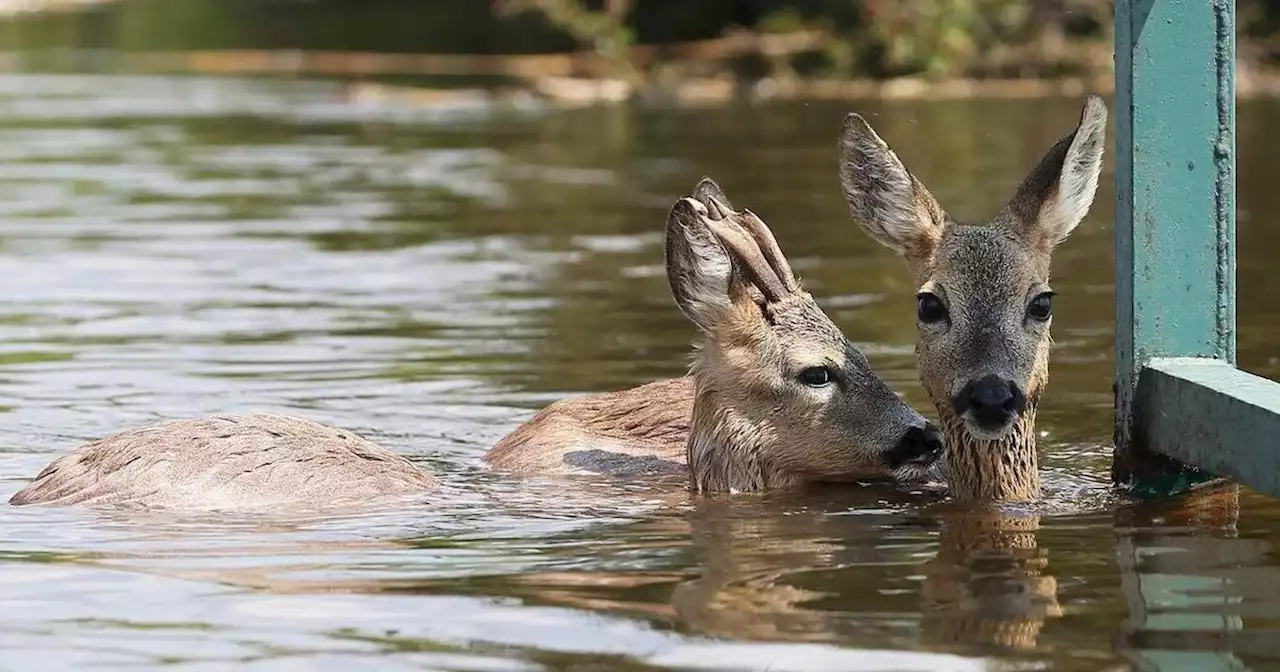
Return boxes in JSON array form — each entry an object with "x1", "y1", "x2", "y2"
[
  {"x1": 936, "y1": 403, "x2": 1041, "y2": 502},
  {"x1": 686, "y1": 381, "x2": 787, "y2": 493}
]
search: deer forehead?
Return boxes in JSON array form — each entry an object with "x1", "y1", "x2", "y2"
[
  {"x1": 925, "y1": 226, "x2": 1048, "y2": 309},
  {"x1": 719, "y1": 332, "x2": 849, "y2": 373},
  {"x1": 770, "y1": 299, "x2": 851, "y2": 351},
  {"x1": 716, "y1": 310, "x2": 849, "y2": 371}
]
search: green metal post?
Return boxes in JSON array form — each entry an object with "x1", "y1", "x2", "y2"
[{"x1": 1113, "y1": 0, "x2": 1237, "y2": 494}]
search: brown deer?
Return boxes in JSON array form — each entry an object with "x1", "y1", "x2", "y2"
[
  {"x1": 488, "y1": 179, "x2": 945, "y2": 492},
  {"x1": 837, "y1": 95, "x2": 1108, "y2": 501}
]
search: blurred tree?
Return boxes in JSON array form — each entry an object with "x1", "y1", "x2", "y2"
[{"x1": 1, "y1": 0, "x2": 1279, "y2": 81}]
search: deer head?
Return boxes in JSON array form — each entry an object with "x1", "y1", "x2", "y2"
[
  {"x1": 838, "y1": 96, "x2": 1108, "y2": 501},
  {"x1": 666, "y1": 178, "x2": 943, "y2": 493}
]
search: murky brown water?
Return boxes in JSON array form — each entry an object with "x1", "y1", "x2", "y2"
[{"x1": 0, "y1": 74, "x2": 1279, "y2": 671}]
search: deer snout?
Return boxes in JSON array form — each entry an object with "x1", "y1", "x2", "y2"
[
  {"x1": 886, "y1": 422, "x2": 945, "y2": 468},
  {"x1": 953, "y1": 375, "x2": 1027, "y2": 431}
]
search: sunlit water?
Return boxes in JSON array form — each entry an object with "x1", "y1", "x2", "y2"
[{"x1": 0, "y1": 74, "x2": 1279, "y2": 671}]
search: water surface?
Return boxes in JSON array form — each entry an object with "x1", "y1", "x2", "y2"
[{"x1": 1, "y1": 74, "x2": 1279, "y2": 671}]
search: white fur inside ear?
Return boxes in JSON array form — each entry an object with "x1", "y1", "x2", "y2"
[
  {"x1": 1039, "y1": 101, "x2": 1107, "y2": 246},
  {"x1": 667, "y1": 198, "x2": 734, "y2": 332},
  {"x1": 682, "y1": 246, "x2": 733, "y2": 329},
  {"x1": 839, "y1": 115, "x2": 938, "y2": 257}
]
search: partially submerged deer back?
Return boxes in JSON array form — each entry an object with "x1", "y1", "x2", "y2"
[
  {"x1": 838, "y1": 96, "x2": 1108, "y2": 501},
  {"x1": 9, "y1": 413, "x2": 438, "y2": 510},
  {"x1": 489, "y1": 178, "x2": 944, "y2": 492}
]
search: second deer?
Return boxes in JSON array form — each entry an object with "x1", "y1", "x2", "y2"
[
  {"x1": 488, "y1": 179, "x2": 944, "y2": 493},
  {"x1": 838, "y1": 95, "x2": 1108, "y2": 501}
]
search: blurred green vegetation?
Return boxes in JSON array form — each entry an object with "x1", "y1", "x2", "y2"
[{"x1": 1, "y1": 0, "x2": 1279, "y2": 81}]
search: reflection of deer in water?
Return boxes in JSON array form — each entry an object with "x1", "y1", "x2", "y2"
[
  {"x1": 493, "y1": 496, "x2": 1056, "y2": 650},
  {"x1": 918, "y1": 507, "x2": 1060, "y2": 650},
  {"x1": 663, "y1": 496, "x2": 1062, "y2": 650},
  {"x1": 667, "y1": 496, "x2": 851, "y2": 642},
  {"x1": 919, "y1": 482, "x2": 1245, "y2": 654}
]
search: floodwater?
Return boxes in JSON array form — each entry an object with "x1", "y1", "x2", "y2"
[{"x1": 0, "y1": 74, "x2": 1278, "y2": 671}]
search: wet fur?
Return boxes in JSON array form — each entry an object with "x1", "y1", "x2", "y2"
[
  {"x1": 487, "y1": 377, "x2": 693, "y2": 477},
  {"x1": 9, "y1": 413, "x2": 438, "y2": 509}
]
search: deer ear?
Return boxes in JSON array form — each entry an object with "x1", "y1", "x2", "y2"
[
  {"x1": 838, "y1": 113, "x2": 946, "y2": 264},
  {"x1": 665, "y1": 197, "x2": 733, "y2": 332},
  {"x1": 1003, "y1": 95, "x2": 1107, "y2": 251},
  {"x1": 692, "y1": 177, "x2": 734, "y2": 218}
]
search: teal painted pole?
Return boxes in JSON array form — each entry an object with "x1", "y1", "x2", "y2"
[{"x1": 1113, "y1": 0, "x2": 1237, "y2": 493}]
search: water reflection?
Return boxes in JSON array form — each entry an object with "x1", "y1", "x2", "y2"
[
  {"x1": 663, "y1": 496, "x2": 1063, "y2": 653},
  {"x1": 1113, "y1": 484, "x2": 1278, "y2": 672},
  {"x1": 669, "y1": 495, "x2": 890, "y2": 643},
  {"x1": 920, "y1": 507, "x2": 1060, "y2": 651}
]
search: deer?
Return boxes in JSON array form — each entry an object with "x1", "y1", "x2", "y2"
[
  {"x1": 836, "y1": 95, "x2": 1108, "y2": 502},
  {"x1": 487, "y1": 178, "x2": 945, "y2": 492}
]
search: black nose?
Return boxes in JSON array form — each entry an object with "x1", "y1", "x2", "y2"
[
  {"x1": 953, "y1": 374, "x2": 1026, "y2": 430},
  {"x1": 887, "y1": 422, "x2": 945, "y2": 468}
]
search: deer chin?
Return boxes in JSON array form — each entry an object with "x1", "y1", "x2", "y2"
[
  {"x1": 892, "y1": 460, "x2": 947, "y2": 485},
  {"x1": 960, "y1": 413, "x2": 1020, "y2": 442}
]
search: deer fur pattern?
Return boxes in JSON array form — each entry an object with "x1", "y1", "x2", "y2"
[{"x1": 9, "y1": 413, "x2": 438, "y2": 510}]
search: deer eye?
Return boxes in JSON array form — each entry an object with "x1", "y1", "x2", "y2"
[
  {"x1": 798, "y1": 366, "x2": 834, "y2": 387},
  {"x1": 1027, "y1": 292, "x2": 1054, "y2": 322},
  {"x1": 916, "y1": 292, "x2": 948, "y2": 323}
]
